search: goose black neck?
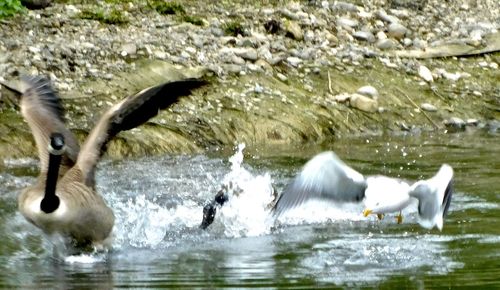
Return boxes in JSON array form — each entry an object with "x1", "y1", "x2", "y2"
[{"x1": 41, "y1": 134, "x2": 64, "y2": 213}]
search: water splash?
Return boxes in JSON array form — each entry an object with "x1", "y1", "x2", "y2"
[{"x1": 215, "y1": 144, "x2": 276, "y2": 238}]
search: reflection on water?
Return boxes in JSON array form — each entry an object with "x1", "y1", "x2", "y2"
[{"x1": 0, "y1": 132, "x2": 499, "y2": 288}]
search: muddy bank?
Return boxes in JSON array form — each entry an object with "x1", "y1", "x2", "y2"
[{"x1": 0, "y1": 0, "x2": 499, "y2": 159}]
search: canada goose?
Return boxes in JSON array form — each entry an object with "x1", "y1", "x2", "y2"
[
  {"x1": 16, "y1": 75, "x2": 206, "y2": 248},
  {"x1": 272, "y1": 151, "x2": 454, "y2": 230}
]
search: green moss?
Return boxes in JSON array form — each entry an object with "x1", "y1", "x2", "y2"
[
  {"x1": 182, "y1": 15, "x2": 203, "y2": 26},
  {"x1": 0, "y1": 0, "x2": 24, "y2": 19},
  {"x1": 149, "y1": 0, "x2": 185, "y2": 15},
  {"x1": 78, "y1": 8, "x2": 128, "y2": 25},
  {"x1": 224, "y1": 21, "x2": 245, "y2": 36}
]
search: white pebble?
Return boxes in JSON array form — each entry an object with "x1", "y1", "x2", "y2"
[
  {"x1": 418, "y1": 65, "x2": 433, "y2": 83},
  {"x1": 357, "y1": 85, "x2": 379, "y2": 98}
]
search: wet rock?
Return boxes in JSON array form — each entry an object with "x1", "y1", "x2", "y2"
[
  {"x1": 350, "y1": 93, "x2": 378, "y2": 112},
  {"x1": 420, "y1": 103, "x2": 437, "y2": 112},
  {"x1": 387, "y1": 23, "x2": 408, "y2": 39},
  {"x1": 353, "y1": 31, "x2": 376, "y2": 43},
  {"x1": 466, "y1": 119, "x2": 479, "y2": 126},
  {"x1": 444, "y1": 117, "x2": 466, "y2": 131},
  {"x1": 485, "y1": 120, "x2": 500, "y2": 133},
  {"x1": 284, "y1": 20, "x2": 304, "y2": 40},
  {"x1": 418, "y1": 65, "x2": 433, "y2": 82},
  {"x1": 357, "y1": 85, "x2": 379, "y2": 98}
]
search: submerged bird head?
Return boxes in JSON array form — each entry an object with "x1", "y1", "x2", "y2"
[
  {"x1": 409, "y1": 164, "x2": 454, "y2": 231},
  {"x1": 40, "y1": 133, "x2": 65, "y2": 214}
]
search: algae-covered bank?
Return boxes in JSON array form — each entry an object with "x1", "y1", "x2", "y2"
[{"x1": 1, "y1": 0, "x2": 499, "y2": 158}]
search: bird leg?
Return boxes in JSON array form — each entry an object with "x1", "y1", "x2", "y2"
[{"x1": 395, "y1": 211, "x2": 403, "y2": 224}]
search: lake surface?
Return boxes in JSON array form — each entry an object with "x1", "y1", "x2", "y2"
[{"x1": 0, "y1": 131, "x2": 498, "y2": 289}]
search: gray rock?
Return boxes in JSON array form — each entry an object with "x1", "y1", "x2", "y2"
[
  {"x1": 418, "y1": 65, "x2": 433, "y2": 82},
  {"x1": 254, "y1": 83, "x2": 264, "y2": 94},
  {"x1": 331, "y1": 1, "x2": 360, "y2": 12},
  {"x1": 221, "y1": 64, "x2": 244, "y2": 74},
  {"x1": 376, "y1": 38, "x2": 397, "y2": 50},
  {"x1": 284, "y1": 20, "x2": 304, "y2": 40},
  {"x1": 353, "y1": 31, "x2": 376, "y2": 43},
  {"x1": 120, "y1": 43, "x2": 137, "y2": 57},
  {"x1": 337, "y1": 17, "x2": 358, "y2": 29},
  {"x1": 236, "y1": 48, "x2": 258, "y2": 62},
  {"x1": 403, "y1": 38, "x2": 413, "y2": 46},
  {"x1": 420, "y1": 103, "x2": 437, "y2": 112},
  {"x1": 412, "y1": 38, "x2": 426, "y2": 49},
  {"x1": 485, "y1": 120, "x2": 500, "y2": 133},
  {"x1": 276, "y1": 73, "x2": 288, "y2": 82},
  {"x1": 231, "y1": 55, "x2": 246, "y2": 65},
  {"x1": 304, "y1": 30, "x2": 315, "y2": 42},
  {"x1": 444, "y1": 117, "x2": 466, "y2": 131},
  {"x1": 280, "y1": 8, "x2": 300, "y2": 20},
  {"x1": 387, "y1": 23, "x2": 408, "y2": 39},
  {"x1": 357, "y1": 86, "x2": 379, "y2": 98},
  {"x1": 286, "y1": 56, "x2": 302, "y2": 67},
  {"x1": 375, "y1": 10, "x2": 400, "y2": 24},
  {"x1": 389, "y1": 0, "x2": 427, "y2": 11},
  {"x1": 466, "y1": 119, "x2": 479, "y2": 126},
  {"x1": 350, "y1": 93, "x2": 378, "y2": 112},
  {"x1": 257, "y1": 46, "x2": 272, "y2": 61},
  {"x1": 376, "y1": 31, "x2": 388, "y2": 40}
]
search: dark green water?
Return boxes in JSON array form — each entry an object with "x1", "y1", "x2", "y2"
[{"x1": 0, "y1": 132, "x2": 498, "y2": 289}]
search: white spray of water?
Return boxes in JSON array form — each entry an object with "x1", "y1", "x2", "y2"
[
  {"x1": 216, "y1": 144, "x2": 276, "y2": 238},
  {"x1": 211, "y1": 144, "x2": 400, "y2": 237}
]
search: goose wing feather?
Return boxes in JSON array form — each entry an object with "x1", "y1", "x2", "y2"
[
  {"x1": 76, "y1": 78, "x2": 207, "y2": 188},
  {"x1": 19, "y1": 76, "x2": 80, "y2": 174}
]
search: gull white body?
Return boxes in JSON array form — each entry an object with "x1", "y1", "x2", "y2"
[
  {"x1": 363, "y1": 176, "x2": 412, "y2": 215},
  {"x1": 273, "y1": 151, "x2": 454, "y2": 231}
]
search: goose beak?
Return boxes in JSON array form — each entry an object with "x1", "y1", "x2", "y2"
[{"x1": 363, "y1": 209, "x2": 373, "y2": 217}]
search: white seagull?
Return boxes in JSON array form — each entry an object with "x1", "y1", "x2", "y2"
[{"x1": 272, "y1": 151, "x2": 454, "y2": 230}]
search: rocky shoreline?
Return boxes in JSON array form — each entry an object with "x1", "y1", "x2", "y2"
[{"x1": 0, "y1": 0, "x2": 499, "y2": 158}]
